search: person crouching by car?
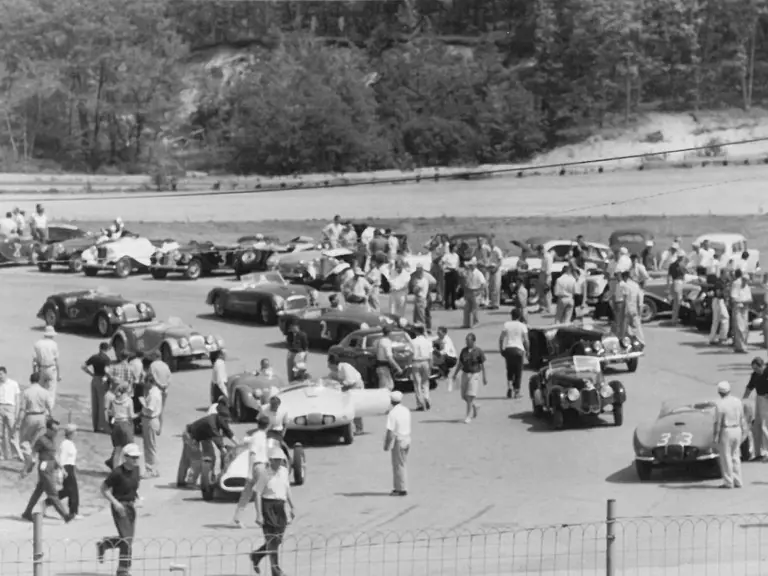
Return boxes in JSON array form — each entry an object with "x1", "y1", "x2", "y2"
[
  {"x1": 286, "y1": 323, "x2": 308, "y2": 383},
  {"x1": 177, "y1": 405, "x2": 236, "y2": 488},
  {"x1": 328, "y1": 357, "x2": 364, "y2": 434},
  {"x1": 433, "y1": 326, "x2": 458, "y2": 379},
  {"x1": 342, "y1": 264, "x2": 371, "y2": 309}
]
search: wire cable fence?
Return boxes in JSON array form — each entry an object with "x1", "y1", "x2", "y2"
[{"x1": 4, "y1": 501, "x2": 768, "y2": 575}]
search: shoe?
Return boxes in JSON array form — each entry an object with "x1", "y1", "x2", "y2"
[
  {"x1": 425, "y1": 399, "x2": 431, "y2": 410},
  {"x1": 97, "y1": 541, "x2": 105, "y2": 563},
  {"x1": 177, "y1": 482, "x2": 187, "y2": 488},
  {"x1": 233, "y1": 519, "x2": 245, "y2": 529},
  {"x1": 390, "y1": 490, "x2": 407, "y2": 496},
  {"x1": 249, "y1": 551, "x2": 262, "y2": 573},
  {"x1": 65, "y1": 513, "x2": 75, "y2": 523},
  {"x1": 464, "y1": 417, "x2": 471, "y2": 424},
  {"x1": 718, "y1": 484, "x2": 733, "y2": 489},
  {"x1": 415, "y1": 406, "x2": 425, "y2": 412},
  {"x1": 735, "y1": 483, "x2": 743, "y2": 488},
  {"x1": 506, "y1": 389, "x2": 512, "y2": 399},
  {"x1": 21, "y1": 513, "x2": 33, "y2": 522},
  {"x1": 514, "y1": 391, "x2": 522, "y2": 399},
  {"x1": 72, "y1": 514, "x2": 84, "y2": 521}
]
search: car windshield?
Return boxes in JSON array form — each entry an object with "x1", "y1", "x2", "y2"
[
  {"x1": 242, "y1": 272, "x2": 285, "y2": 285},
  {"x1": 367, "y1": 332, "x2": 411, "y2": 348},
  {"x1": 549, "y1": 355, "x2": 602, "y2": 373},
  {"x1": 660, "y1": 400, "x2": 716, "y2": 416},
  {"x1": 708, "y1": 242, "x2": 726, "y2": 258}
]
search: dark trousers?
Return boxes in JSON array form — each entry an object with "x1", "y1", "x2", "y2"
[
  {"x1": 102, "y1": 503, "x2": 136, "y2": 573},
  {"x1": 46, "y1": 464, "x2": 79, "y2": 515},
  {"x1": 573, "y1": 294, "x2": 583, "y2": 320},
  {"x1": 444, "y1": 270, "x2": 459, "y2": 309},
  {"x1": 23, "y1": 464, "x2": 69, "y2": 520},
  {"x1": 502, "y1": 348, "x2": 525, "y2": 392},
  {"x1": 425, "y1": 298, "x2": 432, "y2": 330}
]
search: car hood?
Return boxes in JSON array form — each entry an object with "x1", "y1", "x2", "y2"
[
  {"x1": 232, "y1": 283, "x2": 307, "y2": 297},
  {"x1": 277, "y1": 250, "x2": 324, "y2": 266},
  {"x1": 635, "y1": 410, "x2": 715, "y2": 448},
  {"x1": 281, "y1": 385, "x2": 351, "y2": 417},
  {"x1": 55, "y1": 236, "x2": 98, "y2": 250}
]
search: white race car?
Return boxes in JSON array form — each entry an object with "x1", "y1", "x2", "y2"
[{"x1": 82, "y1": 234, "x2": 178, "y2": 278}]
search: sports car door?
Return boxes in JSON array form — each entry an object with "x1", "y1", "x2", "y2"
[{"x1": 348, "y1": 388, "x2": 392, "y2": 417}]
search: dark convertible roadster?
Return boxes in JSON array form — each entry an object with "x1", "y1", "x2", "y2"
[{"x1": 278, "y1": 307, "x2": 406, "y2": 348}]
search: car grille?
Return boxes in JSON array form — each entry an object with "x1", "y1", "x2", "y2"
[
  {"x1": 186, "y1": 334, "x2": 206, "y2": 352},
  {"x1": 222, "y1": 478, "x2": 246, "y2": 489},
  {"x1": 285, "y1": 296, "x2": 309, "y2": 311},
  {"x1": 581, "y1": 388, "x2": 600, "y2": 413},
  {"x1": 97, "y1": 247, "x2": 108, "y2": 259},
  {"x1": 307, "y1": 413, "x2": 323, "y2": 426},
  {"x1": 122, "y1": 304, "x2": 140, "y2": 322},
  {"x1": 652, "y1": 445, "x2": 700, "y2": 462},
  {"x1": 603, "y1": 337, "x2": 620, "y2": 353}
]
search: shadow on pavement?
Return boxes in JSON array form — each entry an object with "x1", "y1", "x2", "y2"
[
  {"x1": 195, "y1": 312, "x2": 264, "y2": 328},
  {"x1": 336, "y1": 491, "x2": 393, "y2": 497},
  {"x1": 606, "y1": 463, "x2": 718, "y2": 485}
]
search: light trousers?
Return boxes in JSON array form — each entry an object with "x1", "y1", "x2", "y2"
[
  {"x1": 412, "y1": 360, "x2": 431, "y2": 409},
  {"x1": 0, "y1": 404, "x2": 22, "y2": 460},
  {"x1": 754, "y1": 395, "x2": 768, "y2": 459},
  {"x1": 719, "y1": 428, "x2": 743, "y2": 487},
  {"x1": 709, "y1": 299, "x2": 729, "y2": 342},
  {"x1": 391, "y1": 438, "x2": 410, "y2": 492}
]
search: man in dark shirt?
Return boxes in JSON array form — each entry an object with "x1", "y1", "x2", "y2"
[
  {"x1": 743, "y1": 357, "x2": 768, "y2": 461},
  {"x1": 571, "y1": 235, "x2": 588, "y2": 271},
  {"x1": 177, "y1": 407, "x2": 235, "y2": 487},
  {"x1": 286, "y1": 323, "x2": 309, "y2": 382},
  {"x1": 667, "y1": 254, "x2": 686, "y2": 324},
  {"x1": 98, "y1": 442, "x2": 141, "y2": 574},
  {"x1": 21, "y1": 417, "x2": 72, "y2": 522},
  {"x1": 82, "y1": 342, "x2": 112, "y2": 433}
]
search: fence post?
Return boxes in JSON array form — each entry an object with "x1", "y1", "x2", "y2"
[
  {"x1": 605, "y1": 499, "x2": 616, "y2": 576},
  {"x1": 32, "y1": 512, "x2": 43, "y2": 576}
]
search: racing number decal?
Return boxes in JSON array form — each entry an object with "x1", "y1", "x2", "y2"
[
  {"x1": 68, "y1": 307, "x2": 79, "y2": 319},
  {"x1": 320, "y1": 321, "x2": 331, "y2": 340},
  {"x1": 657, "y1": 432, "x2": 693, "y2": 446},
  {"x1": 12, "y1": 242, "x2": 22, "y2": 259}
]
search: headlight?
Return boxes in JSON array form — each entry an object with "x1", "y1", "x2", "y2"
[
  {"x1": 205, "y1": 335, "x2": 214, "y2": 344},
  {"x1": 273, "y1": 295, "x2": 285, "y2": 309},
  {"x1": 593, "y1": 341, "x2": 604, "y2": 353},
  {"x1": 398, "y1": 318, "x2": 408, "y2": 328},
  {"x1": 600, "y1": 385, "x2": 613, "y2": 398},
  {"x1": 621, "y1": 337, "x2": 632, "y2": 348},
  {"x1": 566, "y1": 388, "x2": 580, "y2": 402},
  {"x1": 114, "y1": 306, "x2": 124, "y2": 317},
  {"x1": 179, "y1": 338, "x2": 189, "y2": 348},
  {"x1": 322, "y1": 415, "x2": 336, "y2": 425},
  {"x1": 295, "y1": 416, "x2": 308, "y2": 425}
]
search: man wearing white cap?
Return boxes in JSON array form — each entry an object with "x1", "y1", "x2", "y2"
[
  {"x1": 342, "y1": 263, "x2": 371, "y2": 309},
  {"x1": 384, "y1": 391, "x2": 411, "y2": 496},
  {"x1": 615, "y1": 247, "x2": 632, "y2": 273},
  {"x1": 411, "y1": 264, "x2": 436, "y2": 328},
  {"x1": 714, "y1": 381, "x2": 746, "y2": 488},
  {"x1": 388, "y1": 259, "x2": 411, "y2": 318},
  {"x1": 233, "y1": 414, "x2": 270, "y2": 528},
  {"x1": 33, "y1": 325, "x2": 61, "y2": 408},
  {"x1": 462, "y1": 258, "x2": 487, "y2": 329}
]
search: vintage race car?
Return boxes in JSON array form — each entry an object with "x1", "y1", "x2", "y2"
[
  {"x1": 235, "y1": 236, "x2": 318, "y2": 278},
  {"x1": 530, "y1": 355, "x2": 626, "y2": 429},
  {"x1": 296, "y1": 248, "x2": 358, "y2": 290},
  {"x1": 688, "y1": 283, "x2": 766, "y2": 332},
  {"x1": 36, "y1": 232, "x2": 104, "y2": 273},
  {"x1": 328, "y1": 327, "x2": 441, "y2": 392},
  {"x1": 206, "y1": 272, "x2": 314, "y2": 325},
  {"x1": 82, "y1": 234, "x2": 177, "y2": 278},
  {"x1": 111, "y1": 317, "x2": 224, "y2": 371},
  {"x1": 199, "y1": 433, "x2": 305, "y2": 501},
  {"x1": 278, "y1": 306, "x2": 406, "y2": 347},
  {"x1": 149, "y1": 240, "x2": 238, "y2": 280},
  {"x1": 212, "y1": 370, "x2": 288, "y2": 421},
  {"x1": 37, "y1": 288, "x2": 155, "y2": 337},
  {"x1": 0, "y1": 224, "x2": 88, "y2": 265},
  {"x1": 528, "y1": 321, "x2": 644, "y2": 372},
  {"x1": 278, "y1": 378, "x2": 392, "y2": 444},
  {"x1": 633, "y1": 399, "x2": 753, "y2": 481}
]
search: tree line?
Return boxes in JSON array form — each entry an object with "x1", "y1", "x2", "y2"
[{"x1": 0, "y1": 0, "x2": 766, "y2": 176}]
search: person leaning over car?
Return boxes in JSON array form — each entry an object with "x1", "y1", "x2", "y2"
[
  {"x1": 177, "y1": 405, "x2": 236, "y2": 488},
  {"x1": 375, "y1": 325, "x2": 403, "y2": 391},
  {"x1": 328, "y1": 356, "x2": 365, "y2": 434},
  {"x1": 743, "y1": 357, "x2": 768, "y2": 462}
]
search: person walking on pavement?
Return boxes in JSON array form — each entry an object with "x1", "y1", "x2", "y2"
[
  {"x1": 743, "y1": 357, "x2": 768, "y2": 461},
  {"x1": 106, "y1": 384, "x2": 136, "y2": 470},
  {"x1": 441, "y1": 243, "x2": 461, "y2": 310},
  {"x1": 233, "y1": 414, "x2": 270, "y2": 528},
  {"x1": 553, "y1": 265, "x2": 576, "y2": 324},
  {"x1": 97, "y1": 442, "x2": 142, "y2": 575},
  {"x1": 411, "y1": 264, "x2": 436, "y2": 328},
  {"x1": 710, "y1": 273, "x2": 730, "y2": 344},
  {"x1": 33, "y1": 325, "x2": 61, "y2": 408},
  {"x1": 486, "y1": 235, "x2": 504, "y2": 310},
  {"x1": 210, "y1": 350, "x2": 228, "y2": 402},
  {"x1": 731, "y1": 269, "x2": 752, "y2": 353},
  {"x1": 106, "y1": 351, "x2": 139, "y2": 394},
  {"x1": 388, "y1": 260, "x2": 411, "y2": 318},
  {"x1": 19, "y1": 372, "x2": 53, "y2": 458},
  {"x1": 474, "y1": 237, "x2": 491, "y2": 307},
  {"x1": 0, "y1": 367, "x2": 23, "y2": 461},
  {"x1": 286, "y1": 323, "x2": 309, "y2": 383},
  {"x1": 499, "y1": 308, "x2": 529, "y2": 399},
  {"x1": 328, "y1": 357, "x2": 365, "y2": 434},
  {"x1": 145, "y1": 355, "x2": 171, "y2": 434},
  {"x1": 714, "y1": 380, "x2": 747, "y2": 488},
  {"x1": 452, "y1": 333, "x2": 487, "y2": 424},
  {"x1": 249, "y1": 445, "x2": 296, "y2": 576},
  {"x1": 374, "y1": 325, "x2": 403, "y2": 391},
  {"x1": 462, "y1": 258, "x2": 487, "y2": 328},
  {"x1": 366, "y1": 255, "x2": 385, "y2": 312},
  {"x1": 21, "y1": 417, "x2": 73, "y2": 523},
  {"x1": 261, "y1": 395, "x2": 290, "y2": 436},
  {"x1": 537, "y1": 245, "x2": 554, "y2": 314},
  {"x1": 667, "y1": 254, "x2": 686, "y2": 325},
  {"x1": 46, "y1": 423, "x2": 81, "y2": 520},
  {"x1": 83, "y1": 342, "x2": 113, "y2": 433},
  {"x1": 409, "y1": 323, "x2": 433, "y2": 411},
  {"x1": 177, "y1": 405, "x2": 236, "y2": 487},
  {"x1": 621, "y1": 271, "x2": 645, "y2": 344},
  {"x1": 384, "y1": 391, "x2": 411, "y2": 496},
  {"x1": 138, "y1": 377, "x2": 163, "y2": 478}
]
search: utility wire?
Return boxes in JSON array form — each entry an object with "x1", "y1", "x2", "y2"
[{"x1": 24, "y1": 135, "x2": 768, "y2": 203}]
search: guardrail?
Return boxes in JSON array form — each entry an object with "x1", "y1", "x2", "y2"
[{"x1": 3, "y1": 500, "x2": 768, "y2": 575}]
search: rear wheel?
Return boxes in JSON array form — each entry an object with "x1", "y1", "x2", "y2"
[
  {"x1": 200, "y1": 458, "x2": 216, "y2": 501},
  {"x1": 641, "y1": 298, "x2": 657, "y2": 323},
  {"x1": 185, "y1": 258, "x2": 202, "y2": 280},
  {"x1": 213, "y1": 295, "x2": 226, "y2": 317},
  {"x1": 161, "y1": 343, "x2": 178, "y2": 372},
  {"x1": 95, "y1": 312, "x2": 112, "y2": 337},
  {"x1": 341, "y1": 423, "x2": 354, "y2": 445},
  {"x1": 151, "y1": 269, "x2": 168, "y2": 280},
  {"x1": 68, "y1": 255, "x2": 84, "y2": 273},
  {"x1": 635, "y1": 460, "x2": 652, "y2": 481},
  {"x1": 292, "y1": 444, "x2": 306, "y2": 485},
  {"x1": 114, "y1": 257, "x2": 132, "y2": 278},
  {"x1": 43, "y1": 305, "x2": 60, "y2": 329},
  {"x1": 112, "y1": 336, "x2": 126, "y2": 358}
]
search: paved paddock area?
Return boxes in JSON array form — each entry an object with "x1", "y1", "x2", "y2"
[{"x1": 1, "y1": 267, "x2": 767, "y2": 574}]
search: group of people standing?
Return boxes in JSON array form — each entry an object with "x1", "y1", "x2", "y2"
[{"x1": 0, "y1": 203, "x2": 50, "y2": 241}]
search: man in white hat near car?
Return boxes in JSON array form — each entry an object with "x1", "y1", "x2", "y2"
[
  {"x1": 384, "y1": 391, "x2": 411, "y2": 496},
  {"x1": 462, "y1": 258, "x2": 487, "y2": 329},
  {"x1": 33, "y1": 325, "x2": 61, "y2": 408},
  {"x1": 714, "y1": 380, "x2": 747, "y2": 488}
]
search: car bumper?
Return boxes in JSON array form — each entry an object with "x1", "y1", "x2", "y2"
[
  {"x1": 174, "y1": 345, "x2": 222, "y2": 358},
  {"x1": 37, "y1": 257, "x2": 72, "y2": 266},
  {"x1": 83, "y1": 260, "x2": 116, "y2": 270},
  {"x1": 150, "y1": 264, "x2": 189, "y2": 273},
  {"x1": 599, "y1": 352, "x2": 643, "y2": 364},
  {"x1": 286, "y1": 422, "x2": 351, "y2": 432},
  {"x1": 635, "y1": 453, "x2": 718, "y2": 463}
]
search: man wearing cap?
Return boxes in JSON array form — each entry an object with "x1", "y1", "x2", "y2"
[
  {"x1": 410, "y1": 323, "x2": 433, "y2": 411},
  {"x1": 138, "y1": 375, "x2": 163, "y2": 478},
  {"x1": 388, "y1": 260, "x2": 411, "y2": 318},
  {"x1": 743, "y1": 357, "x2": 768, "y2": 461},
  {"x1": 666, "y1": 254, "x2": 686, "y2": 324},
  {"x1": 322, "y1": 215, "x2": 344, "y2": 249},
  {"x1": 463, "y1": 258, "x2": 487, "y2": 328},
  {"x1": 19, "y1": 372, "x2": 53, "y2": 457},
  {"x1": 553, "y1": 265, "x2": 577, "y2": 324},
  {"x1": 384, "y1": 391, "x2": 411, "y2": 496},
  {"x1": 83, "y1": 342, "x2": 113, "y2": 433},
  {"x1": 375, "y1": 325, "x2": 403, "y2": 391},
  {"x1": 0, "y1": 366, "x2": 23, "y2": 461},
  {"x1": 233, "y1": 414, "x2": 270, "y2": 528},
  {"x1": 177, "y1": 405, "x2": 236, "y2": 487},
  {"x1": 21, "y1": 417, "x2": 73, "y2": 522},
  {"x1": 286, "y1": 323, "x2": 309, "y2": 383},
  {"x1": 98, "y1": 442, "x2": 142, "y2": 574},
  {"x1": 30, "y1": 203, "x2": 48, "y2": 242},
  {"x1": 328, "y1": 356, "x2": 364, "y2": 434},
  {"x1": 33, "y1": 325, "x2": 61, "y2": 407},
  {"x1": 411, "y1": 264, "x2": 436, "y2": 329},
  {"x1": 731, "y1": 269, "x2": 753, "y2": 353},
  {"x1": 342, "y1": 263, "x2": 372, "y2": 309},
  {"x1": 715, "y1": 380, "x2": 747, "y2": 488}
]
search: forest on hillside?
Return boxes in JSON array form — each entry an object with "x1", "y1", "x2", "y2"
[{"x1": 1, "y1": 0, "x2": 766, "y2": 176}]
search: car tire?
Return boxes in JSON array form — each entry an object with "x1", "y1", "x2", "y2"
[
  {"x1": 641, "y1": 298, "x2": 657, "y2": 323},
  {"x1": 84, "y1": 267, "x2": 98, "y2": 277},
  {"x1": 161, "y1": 343, "x2": 178, "y2": 372},
  {"x1": 95, "y1": 312, "x2": 113, "y2": 337},
  {"x1": 151, "y1": 269, "x2": 168, "y2": 280},
  {"x1": 626, "y1": 358, "x2": 639, "y2": 373},
  {"x1": 635, "y1": 460, "x2": 652, "y2": 481},
  {"x1": 552, "y1": 407, "x2": 566, "y2": 430},
  {"x1": 37, "y1": 262, "x2": 52, "y2": 272},
  {"x1": 212, "y1": 295, "x2": 226, "y2": 318},
  {"x1": 613, "y1": 404, "x2": 624, "y2": 426},
  {"x1": 68, "y1": 255, "x2": 84, "y2": 273},
  {"x1": 292, "y1": 444, "x2": 306, "y2": 486},
  {"x1": 341, "y1": 423, "x2": 354, "y2": 445},
  {"x1": 258, "y1": 302, "x2": 277, "y2": 326},
  {"x1": 43, "y1": 305, "x2": 61, "y2": 329},
  {"x1": 200, "y1": 457, "x2": 216, "y2": 501},
  {"x1": 185, "y1": 258, "x2": 202, "y2": 280},
  {"x1": 114, "y1": 257, "x2": 132, "y2": 278}
]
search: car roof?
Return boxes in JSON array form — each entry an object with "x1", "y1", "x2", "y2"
[
  {"x1": 694, "y1": 233, "x2": 747, "y2": 244},
  {"x1": 610, "y1": 229, "x2": 653, "y2": 237}
]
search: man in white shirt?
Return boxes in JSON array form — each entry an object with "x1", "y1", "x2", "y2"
[
  {"x1": 463, "y1": 258, "x2": 487, "y2": 328},
  {"x1": 328, "y1": 357, "x2": 364, "y2": 434},
  {"x1": 433, "y1": 326, "x2": 457, "y2": 378},
  {"x1": 342, "y1": 266, "x2": 371, "y2": 308},
  {"x1": 440, "y1": 245, "x2": 461, "y2": 310},
  {"x1": 615, "y1": 247, "x2": 632, "y2": 273},
  {"x1": 340, "y1": 223, "x2": 357, "y2": 250},
  {"x1": 629, "y1": 255, "x2": 650, "y2": 287},
  {"x1": 410, "y1": 265, "x2": 436, "y2": 329},
  {"x1": 0, "y1": 367, "x2": 23, "y2": 461},
  {"x1": 409, "y1": 324, "x2": 434, "y2": 411},
  {"x1": 537, "y1": 245, "x2": 555, "y2": 313},
  {"x1": 12, "y1": 208, "x2": 27, "y2": 235},
  {"x1": 47, "y1": 423, "x2": 80, "y2": 519},
  {"x1": 139, "y1": 378, "x2": 163, "y2": 478},
  {"x1": 322, "y1": 215, "x2": 344, "y2": 249},
  {"x1": 620, "y1": 271, "x2": 645, "y2": 344},
  {"x1": 686, "y1": 241, "x2": 701, "y2": 274},
  {"x1": 383, "y1": 391, "x2": 411, "y2": 496},
  {"x1": 386, "y1": 230, "x2": 399, "y2": 264},
  {"x1": 260, "y1": 396, "x2": 289, "y2": 436},
  {"x1": 659, "y1": 244, "x2": 681, "y2": 270},
  {"x1": 487, "y1": 236, "x2": 504, "y2": 309},
  {"x1": 553, "y1": 265, "x2": 577, "y2": 324},
  {"x1": 0, "y1": 212, "x2": 18, "y2": 236},
  {"x1": 33, "y1": 325, "x2": 61, "y2": 407},
  {"x1": 388, "y1": 261, "x2": 411, "y2": 318},
  {"x1": 499, "y1": 308, "x2": 529, "y2": 399},
  {"x1": 731, "y1": 270, "x2": 753, "y2": 353},
  {"x1": 210, "y1": 350, "x2": 228, "y2": 401},
  {"x1": 366, "y1": 258, "x2": 385, "y2": 312},
  {"x1": 30, "y1": 204, "x2": 49, "y2": 242},
  {"x1": 233, "y1": 414, "x2": 270, "y2": 527},
  {"x1": 375, "y1": 325, "x2": 403, "y2": 391},
  {"x1": 698, "y1": 240, "x2": 717, "y2": 276}
]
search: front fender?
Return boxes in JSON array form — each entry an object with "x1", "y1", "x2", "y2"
[
  {"x1": 206, "y1": 288, "x2": 222, "y2": 305},
  {"x1": 236, "y1": 386, "x2": 262, "y2": 410},
  {"x1": 165, "y1": 338, "x2": 184, "y2": 356},
  {"x1": 608, "y1": 380, "x2": 626, "y2": 404}
]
